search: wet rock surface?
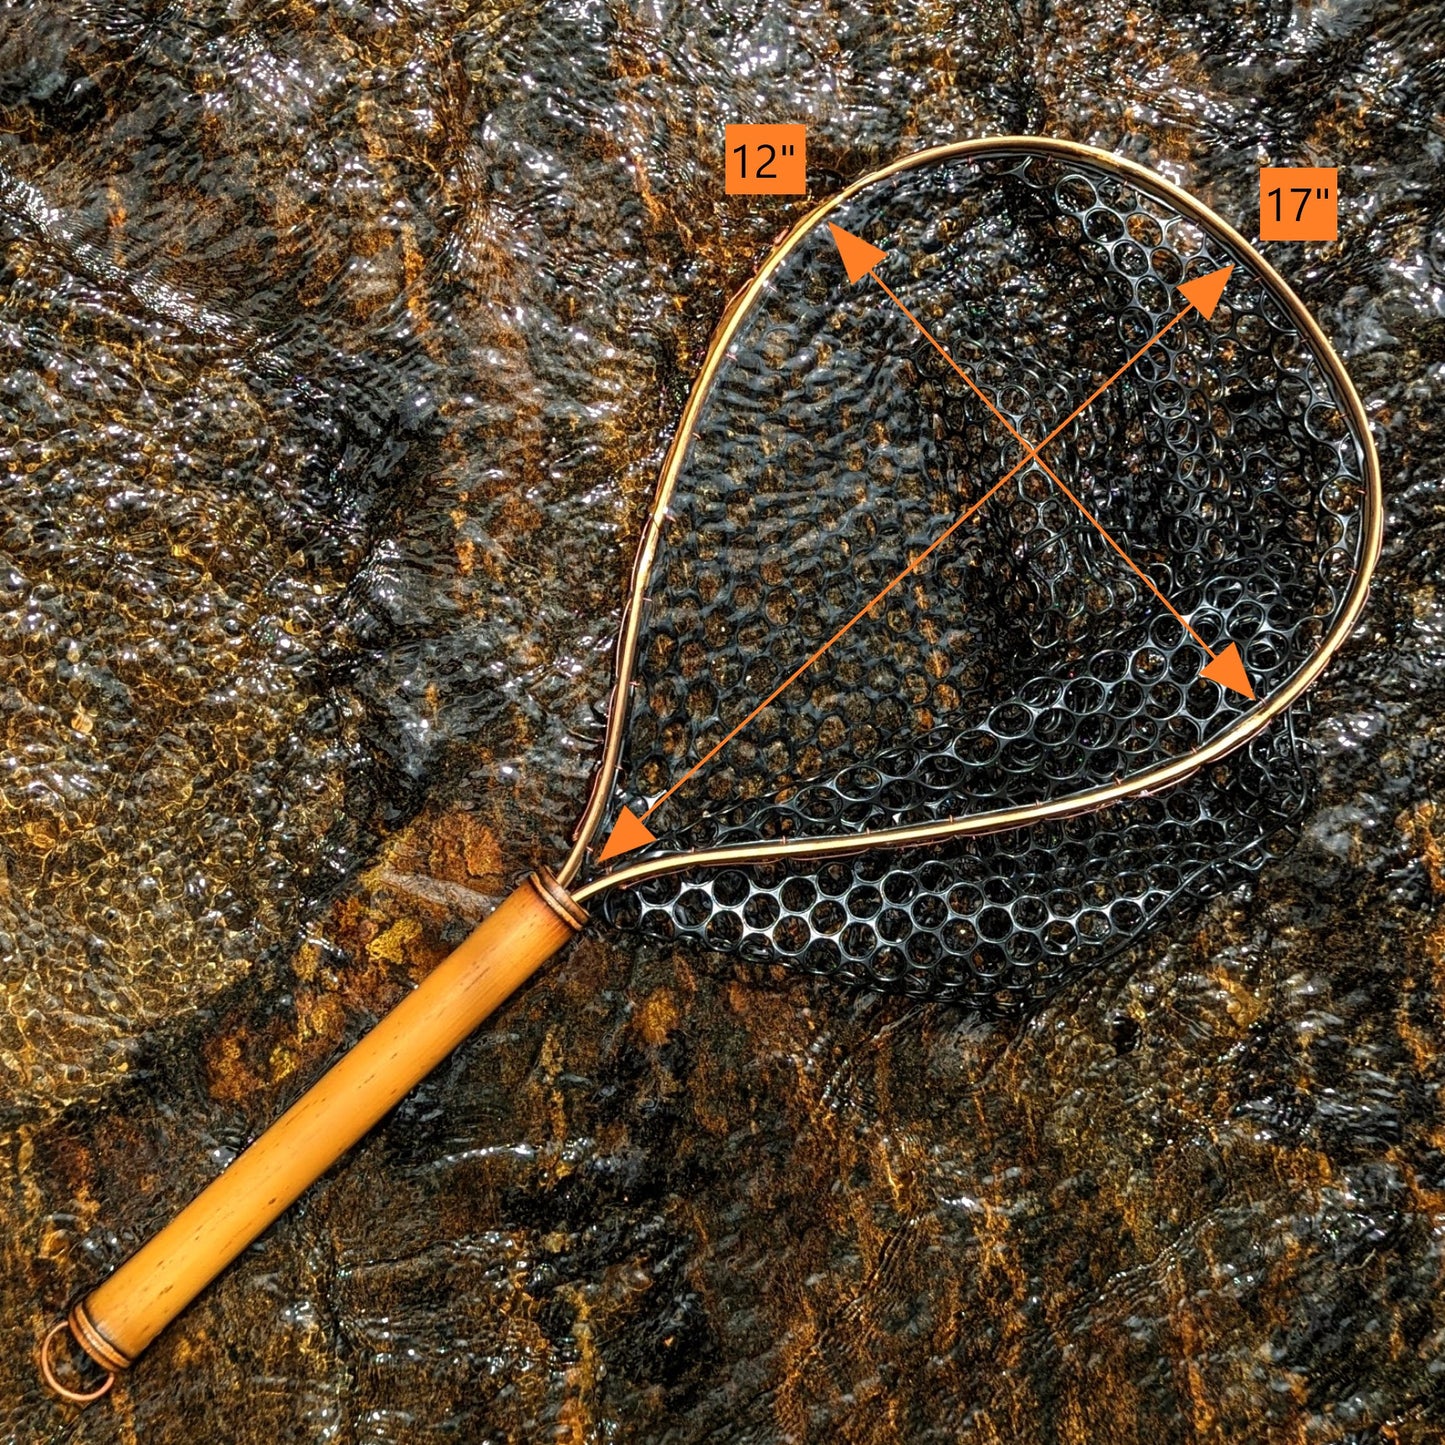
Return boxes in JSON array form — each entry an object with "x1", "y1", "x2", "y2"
[{"x1": 2, "y1": 1, "x2": 1443, "y2": 1440}]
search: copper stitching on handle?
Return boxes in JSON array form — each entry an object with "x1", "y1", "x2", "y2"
[{"x1": 528, "y1": 868, "x2": 589, "y2": 930}]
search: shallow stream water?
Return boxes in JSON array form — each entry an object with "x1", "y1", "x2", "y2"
[{"x1": 2, "y1": 2, "x2": 1444, "y2": 1441}]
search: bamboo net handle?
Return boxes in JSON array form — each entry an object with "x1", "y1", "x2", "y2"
[{"x1": 45, "y1": 869, "x2": 586, "y2": 1393}]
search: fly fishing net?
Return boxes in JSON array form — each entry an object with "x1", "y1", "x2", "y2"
[{"x1": 589, "y1": 147, "x2": 1368, "y2": 1013}]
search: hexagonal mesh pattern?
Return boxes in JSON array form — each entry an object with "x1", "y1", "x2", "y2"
[
  {"x1": 603, "y1": 724, "x2": 1309, "y2": 1012},
  {"x1": 587, "y1": 147, "x2": 1369, "y2": 1013}
]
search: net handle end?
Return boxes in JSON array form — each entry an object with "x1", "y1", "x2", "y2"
[{"x1": 40, "y1": 1315, "x2": 119, "y2": 1405}]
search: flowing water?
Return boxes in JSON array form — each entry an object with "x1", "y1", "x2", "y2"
[{"x1": 1, "y1": 1, "x2": 1443, "y2": 1441}]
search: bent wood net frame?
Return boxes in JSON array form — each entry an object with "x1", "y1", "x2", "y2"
[
  {"x1": 41, "y1": 134, "x2": 1381, "y2": 1403},
  {"x1": 557, "y1": 135, "x2": 1383, "y2": 904}
]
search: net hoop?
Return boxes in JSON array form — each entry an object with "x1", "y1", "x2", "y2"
[{"x1": 558, "y1": 135, "x2": 1383, "y2": 902}]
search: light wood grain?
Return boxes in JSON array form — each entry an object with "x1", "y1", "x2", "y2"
[{"x1": 68, "y1": 871, "x2": 586, "y2": 1370}]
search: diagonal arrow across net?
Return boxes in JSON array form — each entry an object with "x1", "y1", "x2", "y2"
[{"x1": 600, "y1": 227, "x2": 1251, "y2": 862}]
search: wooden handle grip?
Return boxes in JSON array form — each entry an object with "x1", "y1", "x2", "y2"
[{"x1": 60, "y1": 870, "x2": 586, "y2": 1379}]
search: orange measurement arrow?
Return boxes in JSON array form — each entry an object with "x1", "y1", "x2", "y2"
[
  {"x1": 597, "y1": 804, "x2": 658, "y2": 862},
  {"x1": 595, "y1": 235, "x2": 1247, "y2": 862},
  {"x1": 600, "y1": 460, "x2": 1029, "y2": 861},
  {"x1": 864, "y1": 246, "x2": 1247, "y2": 696},
  {"x1": 1178, "y1": 265, "x2": 1233, "y2": 320},
  {"x1": 828, "y1": 223, "x2": 888, "y2": 283}
]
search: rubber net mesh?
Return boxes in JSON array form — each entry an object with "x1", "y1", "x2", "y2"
[{"x1": 587, "y1": 148, "x2": 1368, "y2": 1014}]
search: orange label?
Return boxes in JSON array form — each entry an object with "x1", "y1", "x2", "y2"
[
  {"x1": 1259, "y1": 166, "x2": 1338, "y2": 241},
  {"x1": 725, "y1": 125, "x2": 806, "y2": 195}
]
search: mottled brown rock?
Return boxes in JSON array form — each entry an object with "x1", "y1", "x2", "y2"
[{"x1": 2, "y1": 1, "x2": 1443, "y2": 1442}]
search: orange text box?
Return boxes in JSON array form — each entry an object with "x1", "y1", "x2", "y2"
[
  {"x1": 1260, "y1": 166, "x2": 1338, "y2": 241},
  {"x1": 725, "y1": 125, "x2": 806, "y2": 195}
]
